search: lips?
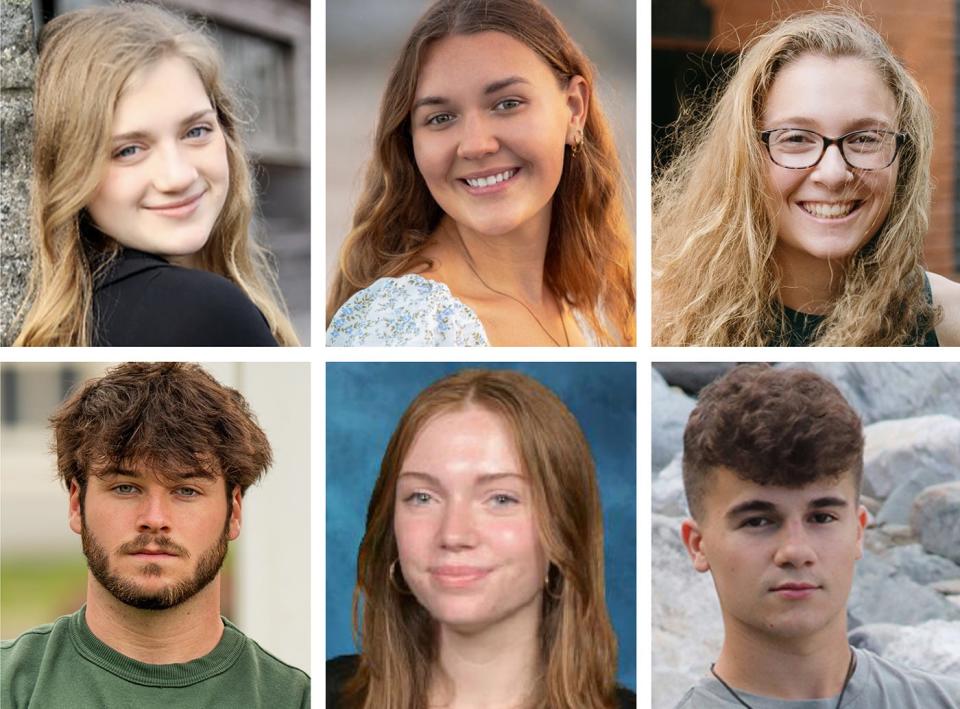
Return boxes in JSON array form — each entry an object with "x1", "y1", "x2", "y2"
[
  {"x1": 144, "y1": 190, "x2": 205, "y2": 215},
  {"x1": 459, "y1": 168, "x2": 520, "y2": 194},
  {"x1": 430, "y1": 565, "x2": 491, "y2": 587},
  {"x1": 770, "y1": 582, "x2": 820, "y2": 599}
]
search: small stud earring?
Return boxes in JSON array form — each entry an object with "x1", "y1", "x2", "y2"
[{"x1": 569, "y1": 129, "x2": 584, "y2": 158}]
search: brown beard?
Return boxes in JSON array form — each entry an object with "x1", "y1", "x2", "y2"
[{"x1": 81, "y1": 515, "x2": 230, "y2": 611}]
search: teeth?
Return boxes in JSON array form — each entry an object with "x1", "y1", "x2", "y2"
[
  {"x1": 465, "y1": 169, "x2": 516, "y2": 188},
  {"x1": 801, "y1": 201, "x2": 857, "y2": 219}
]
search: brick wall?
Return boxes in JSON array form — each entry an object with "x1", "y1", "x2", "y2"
[{"x1": 704, "y1": 0, "x2": 958, "y2": 277}]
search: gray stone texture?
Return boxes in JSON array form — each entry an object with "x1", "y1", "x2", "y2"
[
  {"x1": 849, "y1": 620, "x2": 960, "y2": 676},
  {"x1": 874, "y1": 543, "x2": 960, "y2": 586},
  {"x1": 653, "y1": 362, "x2": 738, "y2": 396},
  {"x1": 911, "y1": 482, "x2": 960, "y2": 564},
  {"x1": 652, "y1": 513, "x2": 723, "y2": 709},
  {"x1": 652, "y1": 453, "x2": 687, "y2": 516},
  {"x1": 0, "y1": 0, "x2": 36, "y2": 345},
  {"x1": 652, "y1": 368, "x2": 696, "y2": 472},
  {"x1": 779, "y1": 363, "x2": 960, "y2": 424}
]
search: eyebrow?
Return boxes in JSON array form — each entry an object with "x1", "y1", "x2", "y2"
[
  {"x1": 763, "y1": 116, "x2": 896, "y2": 132},
  {"x1": 725, "y1": 495, "x2": 850, "y2": 520},
  {"x1": 97, "y1": 467, "x2": 217, "y2": 483},
  {"x1": 110, "y1": 109, "x2": 216, "y2": 144},
  {"x1": 397, "y1": 471, "x2": 525, "y2": 486},
  {"x1": 411, "y1": 76, "x2": 531, "y2": 112}
]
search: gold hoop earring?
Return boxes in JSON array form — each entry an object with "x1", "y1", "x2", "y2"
[
  {"x1": 389, "y1": 559, "x2": 413, "y2": 595},
  {"x1": 544, "y1": 564, "x2": 564, "y2": 600},
  {"x1": 569, "y1": 130, "x2": 584, "y2": 158}
]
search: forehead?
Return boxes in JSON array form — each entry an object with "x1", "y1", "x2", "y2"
[
  {"x1": 763, "y1": 53, "x2": 897, "y2": 129},
  {"x1": 112, "y1": 55, "x2": 212, "y2": 132},
  {"x1": 91, "y1": 458, "x2": 223, "y2": 487},
  {"x1": 703, "y1": 466, "x2": 857, "y2": 516},
  {"x1": 415, "y1": 30, "x2": 559, "y2": 97},
  {"x1": 400, "y1": 405, "x2": 525, "y2": 482}
]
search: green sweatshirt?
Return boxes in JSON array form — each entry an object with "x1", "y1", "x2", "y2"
[{"x1": 1, "y1": 606, "x2": 309, "y2": 709}]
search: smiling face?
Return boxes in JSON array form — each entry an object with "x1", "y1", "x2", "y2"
[
  {"x1": 763, "y1": 53, "x2": 899, "y2": 267},
  {"x1": 85, "y1": 55, "x2": 229, "y2": 265},
  {"x1": 411, "y1": 31, "x2": 586, "y2": 240},
  {"x1": 393, "y1": 405, "x2": 547, "y2": 634},
  {"x1": 682, "y1": 467, "x2": 866, "y2": 642},
  {"x1": 69, "y1": 464, "x2": 241, "y2": 610}
]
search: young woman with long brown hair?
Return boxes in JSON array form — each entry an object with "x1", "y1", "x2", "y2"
[
  {"x1": 13, "y1": 3, "x2": 299, "y2": 346},
  {"x1": 653, "y1": 11, "x2": 960, "y2": 346},
  {"x1": 327, "y1": 0, "x2": 634, "y2": 346},
  {"x1": 327, "y1": 369, "x2": 633, "y2": 708}
]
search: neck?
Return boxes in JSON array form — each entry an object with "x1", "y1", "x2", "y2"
[
  {"x1": 714, "y1": 615, "x2": 852, "y2": 700},
  {"x1": 446, "y1": 212, "x2": 551, "y2": 306},
  {"x1": 431, "y1": 598, "x2": 541, "y2": 709},
  {"x1": 773, "y1": 244, "x2": 845, "y2": 315},
  {"x1": 84, "y1": 574, "x2": 225, "y2": 664}
]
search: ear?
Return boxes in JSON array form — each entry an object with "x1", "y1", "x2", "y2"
[
  {"x1": 854, "y1": 504, "x2": 868, "y2": 559},
  {"x1": 227, "y1": 485, "x2": 243, "y2": 541},
  {"x1": 681, "y1": 517, "x2": 711, "y2": 573},
  {"x1": 68, "y1": 479, "x2": 83, "y2": 536},
  {"x1": 564, "y1": 75, "x2": 589, "y2": 143}
]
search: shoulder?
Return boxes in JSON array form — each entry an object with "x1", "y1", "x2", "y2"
[
  {"x1": 927, "y1": 271, "x2": 960, "y2": 347},
  {"x1": 856, "y1": 647, "x2": 960, "y2": 704},
  {"x1": 326, "y1": 654, "x2": 359, "y2": 708},
  {"x1": 224, "y1": 621, "x2": 310, "y2": 698},
  {"x1": 615, "y1": 684, "x2": 637, "y2": 708},
  {"x1": 327, "y1": 274, "x2": 487, "y2": 346},
  {"x1": 1, "y1": 616, "x2": 70, "y2": 705},
  {"x1": 95, "y1": 261, "x2": 277, "y2": 346}
]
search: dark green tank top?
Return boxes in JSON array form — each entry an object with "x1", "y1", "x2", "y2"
[{"x1": 771, "y1": 273, "x2": 940, "y2": 347}]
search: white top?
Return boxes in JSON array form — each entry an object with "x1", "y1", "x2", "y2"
[{"x1": 327, "y1": 275, "x2": 488, "y2": 346}]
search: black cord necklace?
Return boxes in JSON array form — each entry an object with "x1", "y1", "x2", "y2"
[{"x1": 710, "y1": 647, "x2": 857, "y2": 708}]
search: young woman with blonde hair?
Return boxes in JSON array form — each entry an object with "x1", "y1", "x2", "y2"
[
  {"x1": 327, "y1": 0, "x2": 634, "y2": 346},
  {"x1": 13, "y1": 3, "x2": 298, "y2": 346},
  {"x1": 653, "y1": 11, "x2": 960, "y2": 346},
  {"x1": 327, "y1": 369, "x2": 634, "y2": 708}
]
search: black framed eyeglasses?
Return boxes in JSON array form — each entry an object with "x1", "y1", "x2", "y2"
[{"x1": 760, "y1": 128, "x2": 907, "y2": 170}]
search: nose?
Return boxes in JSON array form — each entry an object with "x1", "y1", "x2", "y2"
[
  {"x1": 136, "y1": 491, "x2": 172, "y2": 534},
  {"x1": 152, "y1": 143, "x2": 199, "y2": 193},
  {"x1": 811, "y1": 143, "x2": 853, "y2": 187},
  {"x1": 456, "y1": 113, "x2": 499, "y2": 160},
  {"x1": 772, "y1": 519, "x2": 817, "y2": 568},
  {"x1": 439, "y1": 498, "x2": 478, "y2": 550}
]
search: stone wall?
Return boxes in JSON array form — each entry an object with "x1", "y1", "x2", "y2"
[{"x1": 0, "y1": 0, "x2": 36, "y2": 345}]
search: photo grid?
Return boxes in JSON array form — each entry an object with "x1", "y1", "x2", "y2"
[{"x1": 1, "y1": 2, "x2": 958, "y2": 709}]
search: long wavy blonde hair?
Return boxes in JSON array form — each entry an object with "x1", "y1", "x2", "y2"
[
  {"x1": 342, "y1": 369, "x2": 620, "y2": 709},
  {"x1": 328, "y1": 0, "x2": 634, "y2": 345},
  {"x1": 14, "y1": 3, "x2": 298, "y2": 346},
  {"x1": 653, "y1": 11, "x2": 936, "y2": 346}
]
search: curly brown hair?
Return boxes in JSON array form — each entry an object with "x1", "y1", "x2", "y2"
[
  {"x1": 682, "y1": 364, "x2": 863, "y2": 520},
  {"x1": 50, "y1": 362, "x2": 271, "y2": 499}
]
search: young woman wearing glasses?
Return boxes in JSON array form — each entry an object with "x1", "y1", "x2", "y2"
[{"x1": 652, "y1": 11, "x2": 960, "y2": 346}]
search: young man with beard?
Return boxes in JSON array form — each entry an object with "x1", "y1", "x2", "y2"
[
  {"x1": 676, "y1": 364, "x2": 960, "y2": 709},
  {"x1": 1, "y1": 363, "x2": 309, "y2": 708}
]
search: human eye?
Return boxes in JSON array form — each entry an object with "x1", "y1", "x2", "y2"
[
  {"x1": 403, "y1": 491, "x2": 434, "y2": 506},
  {"x1": 774, "y1": 129, "x2": 818, "y2": 147},
  {"x1": 175, "y1": 487, "x2": 201, "y2": 498},
  {"x1": 111, "y1": 483, "x2": 139, "y2": 495},
  {"x1": 740, "y1": 516, "x2": 773, "y2": 529},
  {"x1": 493, "y1": 98, "x2": 523, "y2": 112},
  {"x1": 845, "y1": 131, "x2": 885, "y2": 151},
  {"x1": 425, "y1": 112, "x2": 455, "y2": 127},
  {"x1": 112, "y1": 144, "x2": 142, "y2": 160},
  {"x1": 184, "y1": 124, "x2": 213, "y2": 140},
  {"x1": 809, "y1": 512, "x2": 838, "y2": 524},
  {"x1": 487, "y1": 492, "x2": 520, "y2": 508}
]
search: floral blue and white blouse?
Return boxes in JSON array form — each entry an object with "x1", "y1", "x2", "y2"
[{"x1": 327, "y1": 275, "x2": 488, "y2": 346}]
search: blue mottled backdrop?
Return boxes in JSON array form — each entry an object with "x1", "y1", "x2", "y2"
[{"x1": 326, "y1": 361, "x2": 637, "y2": 690}]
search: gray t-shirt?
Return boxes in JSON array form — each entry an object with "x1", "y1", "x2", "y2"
[{"x1": 674, "y1": 648, "x2": 960, "y2": 708}]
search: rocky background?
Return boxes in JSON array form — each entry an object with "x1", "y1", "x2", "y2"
[{"x1": 652, "y1": 362, "x2": 960, "y2": 709}]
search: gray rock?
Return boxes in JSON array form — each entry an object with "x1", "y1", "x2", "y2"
[
  {"x1": 652, "y1": 369, "x2": 696, "y2": 472},
  {"x1": 652, "y1": 454, "x2": 688, "y2": 516},
  {"x1": 849, "y1": 620, "x2": 960, "y2": 676},
  {"x1": 778, "y1": 363, "x2": 960, "y2": 424},
  {"x1": 0, "y1": 0, "x2": 36, "y2": 345},
  {"x1": 862, "y1": 416, "x2": 960, "y2": 524},
  {"x1": 653, "y1": 363, "x2": 738, "y2": 396},
  {"x1": 848, "y1": 551, "x2": 960, "y2": 628},
  {"x1": 930, "y1": 579, "x2": 960, "y2": 595},
  {"x1": 652, "y1": 514, "x2": 723, "y2": 709},
  {"x1": 911, "y1": 482, "x2": 960, "y2": 564},
  {"x1": 876, "y1": 543, "x2": 960, "y2": 585}
]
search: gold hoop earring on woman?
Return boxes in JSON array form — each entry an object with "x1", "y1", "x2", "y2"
[
  {"x1": 544, "y1": 564, "x2": 564, "y2": 600},
  {"x1": 569, "y1": 129, "x2": 584, "y2": 158},
  {"x1": 389, "y1": 559, "x2": 413, "y2": 595}
]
